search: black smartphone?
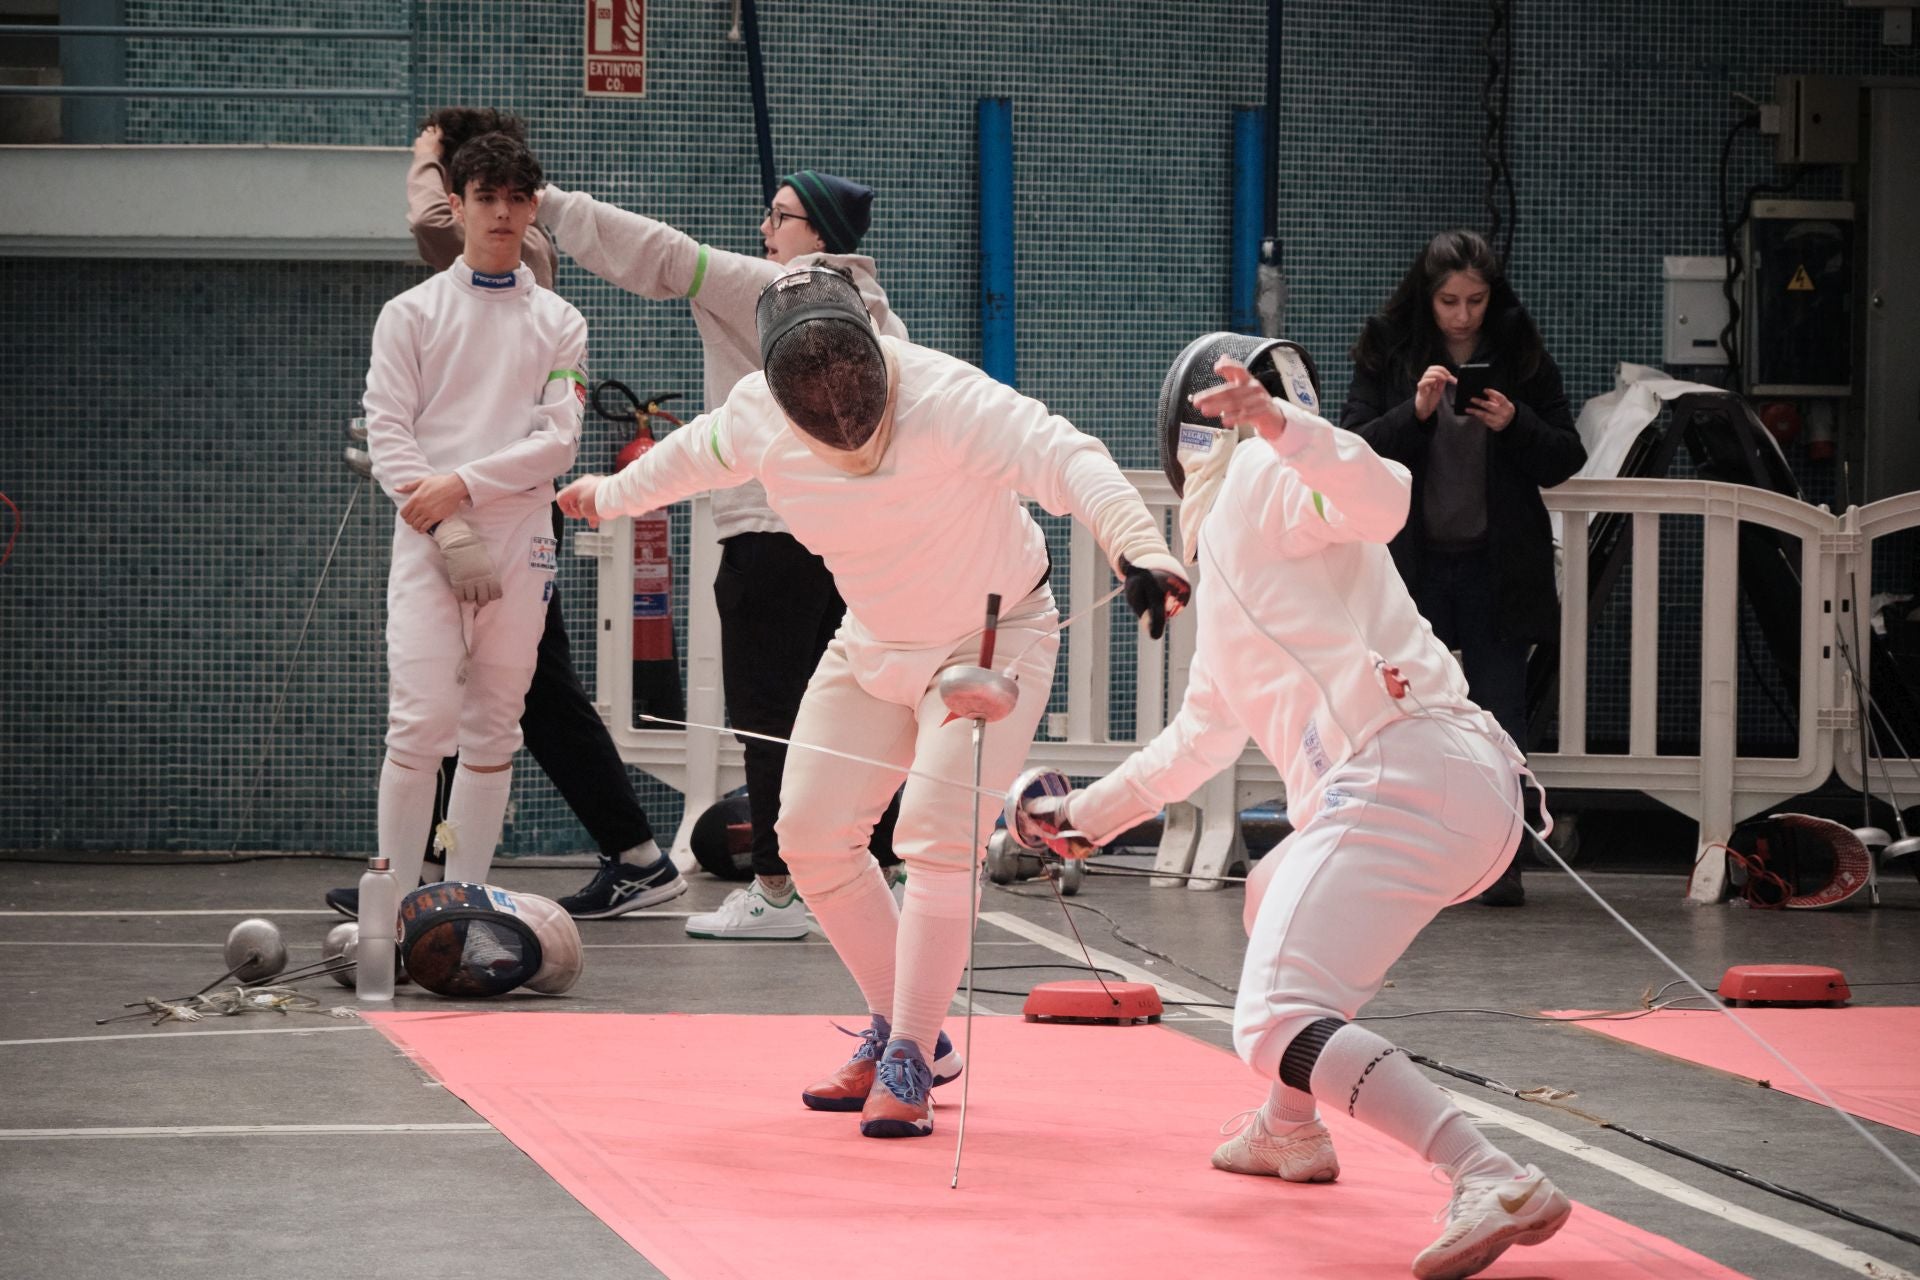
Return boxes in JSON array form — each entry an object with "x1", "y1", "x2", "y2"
[{"x1": 1451, "y1": 362, "x2": 1494, "y2": 414}]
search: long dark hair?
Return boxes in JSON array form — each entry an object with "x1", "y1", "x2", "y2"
[{"x1": 1350, "y1": 229, "x2": 1546, "y2": 387}]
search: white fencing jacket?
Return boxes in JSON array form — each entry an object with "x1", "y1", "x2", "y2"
[
  {"x1": 593, "y1": 337, "x2": 1169, "y2": 676},
  {"x1": 363, "y1": 258, "x2": 586, "y2": 530},
  {"x1": 1075, "y1": 402, "x2": 1511, "y2": 839}
]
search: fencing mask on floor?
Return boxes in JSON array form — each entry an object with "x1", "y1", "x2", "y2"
[
  {"x1": 757, "y1": 266, "x2": 890, "y2": 454},
  {"x1": 397, "y1": 881, "x2": 583, "y2": 997}
]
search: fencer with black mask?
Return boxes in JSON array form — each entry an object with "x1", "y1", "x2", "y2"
[
  {"x1": 560, "y1": 267, "x2": 1188, "y2": 1140},
  {"x1": 1011, "y1": 336, "x2": 1570, "y2": 1280}
]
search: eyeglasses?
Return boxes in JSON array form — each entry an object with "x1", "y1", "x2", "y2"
[{"x1": 764, "y1": 205, "x2": 812, "y2": 231}]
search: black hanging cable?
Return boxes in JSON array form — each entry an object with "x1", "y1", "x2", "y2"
[{"x1": 1481, "y1": 0, "x2": 1516, "y2": 263}]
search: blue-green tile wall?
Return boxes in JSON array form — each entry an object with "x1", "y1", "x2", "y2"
[{"x1": 3, "y1": 2, "x2": 1913, "y2": 851}]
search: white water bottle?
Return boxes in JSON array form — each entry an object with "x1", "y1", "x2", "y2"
[{"x1": 355, "y1": 855, "x2": 398, "y2": 1003}]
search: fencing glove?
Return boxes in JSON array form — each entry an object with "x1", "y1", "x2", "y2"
[
  {"x1": 432, "y1": 515, "x2": 502, "y2": 605},
  {"x1": 1120, "y1": 552, "x2": 1191, "y2": 640}
]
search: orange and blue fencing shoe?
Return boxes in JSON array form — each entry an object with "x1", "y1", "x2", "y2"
[
  {"x1": 801, "y1": 1015, "x2": 963, "y2": 1112},
  {"x1": 860, "y1": 1039, "x2": 936, "y2": 1138}
]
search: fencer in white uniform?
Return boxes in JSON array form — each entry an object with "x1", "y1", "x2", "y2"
[
  {"x1": 560, "y1": 267, "x2": 1187, "y2": 1139},
  {"x1": 1013, "y1": 337, "x2": 1570, "y2": 1280},
  {"x1": 362, "y1": 133, "x2": 586, "y2": 937}
]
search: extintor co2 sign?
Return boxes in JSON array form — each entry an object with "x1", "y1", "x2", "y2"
[{"x1": 585, "y1": 0, "x2": 647, "y2": 98}]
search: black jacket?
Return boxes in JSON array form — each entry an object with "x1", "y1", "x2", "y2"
[{"x1": 1340, "y1": 336, "x2": 1587, "y2": 644}]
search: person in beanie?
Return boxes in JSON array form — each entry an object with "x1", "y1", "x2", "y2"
[{"x1": 535, "y1": 169, "x2": 908, "y2": 939}]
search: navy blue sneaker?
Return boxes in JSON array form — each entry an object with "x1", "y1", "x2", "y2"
[
  {"x1": 861, "y1": 1040, "x2": 936, "y2": 1137},
  {"x1": 559, "y1": 854, "x2": 689, "y2": 919},
  {"x1": 801, "y1": 1016, "x2": 963, "y2": 1112}
]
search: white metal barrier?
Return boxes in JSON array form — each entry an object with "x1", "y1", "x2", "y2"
[{"x1": 580, "y1": 473, "x2": 1908, "y2": 904}]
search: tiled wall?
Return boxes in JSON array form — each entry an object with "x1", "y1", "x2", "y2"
[{"x1": 3, "y1": 2, "x2": 1913, "y2": 852}]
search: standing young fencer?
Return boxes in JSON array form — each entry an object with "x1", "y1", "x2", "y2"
[
  {"x1": 361, "y1": 132, "x2": 586, "y2": 941},
  {"x1": 560, "y1": 267, "x2": 1188, "y2": 1137},
  {"x1": 537, "y1": 170, "x2": 910, "y2": 940},
  {"x1": 1011, "y1": 337, "x2": 1569, "y2": 1279}
]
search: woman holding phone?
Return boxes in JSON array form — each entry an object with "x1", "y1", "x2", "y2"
[{"x1": 1340, "y1": 229, "x2": 1586, "y2": 906}]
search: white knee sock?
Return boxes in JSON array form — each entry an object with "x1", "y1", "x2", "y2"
[
  {"x1": 889, "y1": 868, "x2": 974, "y2": 1053},
  {"x1": 376, "y1": 757, "x2": 439, "y2": 913},
  {"x1": 442, "y1": 763, "x2": 513, "y2": 885},
  {"x1": 798, "y1": 860, "x2": 898, "y2": 1019},
  {"x1": 1307, "y1": 1023, "x2": 1521, "y2": 1179}
]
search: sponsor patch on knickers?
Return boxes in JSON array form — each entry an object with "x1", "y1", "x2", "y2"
[
  {"x1": 1321, "y1": 787, "x2": 1349, "y2": 811},
  {"x1": 1302, "y1": 719, "x2": 1332, "y2": 777},
  {"x1": 530, "y1": 536, "x2": 557, "y2": 572}
]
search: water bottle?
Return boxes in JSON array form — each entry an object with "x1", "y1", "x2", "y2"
[{"x1": 355, "y1": 855, "x2": 398, "y2": 1003}]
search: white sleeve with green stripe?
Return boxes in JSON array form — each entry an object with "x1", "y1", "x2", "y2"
[
  {"x1": 455, "y1": 312, "x2": 587, "y2": 506},
  {"x1": 1258, "y1": 403, "x2": 1415, "y2": 554},
  {"x1": 594, "y1": 405, "x2": 755, "y2": 520}
]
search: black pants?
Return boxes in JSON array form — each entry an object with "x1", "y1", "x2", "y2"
[
  {"x1": 715, "y1": 531, "x2": 900, "y2": 878},
  {"x1": 1413, "y1": 544, "x2": 1540, "y2": 860},
  {"x1": 431, "y1": 511, "x2": 654, "y2": 861}
]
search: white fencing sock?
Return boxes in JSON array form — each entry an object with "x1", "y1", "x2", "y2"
[
  {"x1": 889, "y1": 864, "x2": 975, "y2": 1054},
  {"x1": 442, "y1": 763, "x2": 512, "y2": 886},
  {"x1": 376, "y1": 757, "x2": 439, "y2": 904},
  {"x1": 1262, "y1": 1082, "x2": 1320, "y2": 1128},
  {"x1": 798, "y1": 860, "x2": 899, "y2": 1019},
  {"x1": 1301, "y1": 1021, "x2": 1522, "y2": 1180}
]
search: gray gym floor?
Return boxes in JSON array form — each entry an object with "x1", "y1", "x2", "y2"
[{"x1": 3, "y1": 854, "x2": 1917, "y2": 1279}]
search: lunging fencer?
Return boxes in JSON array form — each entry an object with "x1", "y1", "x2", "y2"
[
  {"x1": 1010, "y1": 336, "x2": 1569, "y2": 1280},
  {"x1": 362, "y1": 132, "x2": 587, "y2": 944},
  {"x1": 559, "y1": 266, "x2": 1188, "y2": 1138}
]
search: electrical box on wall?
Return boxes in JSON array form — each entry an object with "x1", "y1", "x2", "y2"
[
  {"x1": 1775, "y1": 75, "x2": 1860, "y2": 164},
  {"x1": 1663, "y1": 256, "x2": 1729, "y2": 366},
  {"x1": 1745, "y1": 199, "x2": 1854, "y2": 396}
]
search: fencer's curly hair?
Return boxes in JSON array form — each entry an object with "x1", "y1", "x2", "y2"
[
  {"x1": 420, "y1": 106, "x2": 529, "y2": 165},
  {"x1": 448, "y1": 132, "x2": 544, "y2": 199},
  {"x1": 764, "y1": 321, "x2": 890, "y2": 450},
  {"x1": 1350, "y1": 228, "x2": 1548, "y2": 387}
]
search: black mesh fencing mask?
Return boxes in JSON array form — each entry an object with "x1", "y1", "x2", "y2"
[
  {"x1": 1156, "y1": 333, "x2": 1323, "y2": 496},
  {"x1": 756, "y1": 267, "x2": 888, "y2": 452}
]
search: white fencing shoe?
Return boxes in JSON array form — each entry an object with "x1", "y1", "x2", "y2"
[
  {"x1": 1210, "y1": 1110, "x2": 1340, "y2": 1183},
  {"x1": 1412, "y1": 1163, "x2": 1571, "y2": 1280},
  {"x1": 684, "y1": 882, "x2": 811, "y2": 940}
]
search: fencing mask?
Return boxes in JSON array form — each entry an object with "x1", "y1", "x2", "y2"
[
  {"x1": 397, "y1": 881, "x2": 583, "y2": 997},
  {"x1": 756, "y1": 266, "x2": 890, "y2": 454},
  {"x1": 1156, "y1": 333, "x2": 1322, "y2": 560},
  {"x1": 1724, "y1": 813, "x2": 1872, "y2": 909}
]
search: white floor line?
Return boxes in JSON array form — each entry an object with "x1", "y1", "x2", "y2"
[
  {"x1": 0, "y1": 1024, "x2": 373, "y2": 1048},
  {"x1": 1442, "y1": 1089, "x2": 1917, "y2": 1280},
  {"x1": 0, "y1": 1122, "x2": 494, "y2": 1141},
  {"x1": 976, "y1": 910, "x2": 1913, "y2": 1280}
]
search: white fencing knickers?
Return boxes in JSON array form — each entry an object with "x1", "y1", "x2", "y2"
[
  {"x1": 1233, "y1": 713, "x2": 1525, "y2": 1080},
  {"x1": 777, "y1": 581, "x2": 1059, "y2": 1052},
  {"x1": 384, "y1": 499, "x2": 559, "y2": 770}
]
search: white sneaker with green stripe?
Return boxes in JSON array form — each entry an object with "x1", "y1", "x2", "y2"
[{"x1": 684, "y1": 881, "x2": 810, "y2": 940}]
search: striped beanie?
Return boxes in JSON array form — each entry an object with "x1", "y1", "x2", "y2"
[{"x1": 781, "y1": 169, "x2": 874, "y2": 254}]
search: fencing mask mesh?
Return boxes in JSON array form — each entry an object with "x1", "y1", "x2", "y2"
[
  {"x1": 1156, "y1": 332, "x2": 1323, "y2": 497},
  {"x1": 398, "y1": 881, "x2": 582, "y2": 997},
  {"x1": 756, "y1": 267, "x2": 888, "y2": 452}
]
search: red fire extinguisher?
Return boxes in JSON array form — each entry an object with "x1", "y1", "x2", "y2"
[{"x1": 592, "y1": 380, "x2": 685, "y2": 723}]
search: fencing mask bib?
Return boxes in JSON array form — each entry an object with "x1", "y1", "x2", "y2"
[
  {"x1": 397, "y1": 881, "x2": 584, "y2": 996},
  {"x1": 1156, "y1": 333, "x2": 1322, "y2": 561},
  {"x1": 756, "y1": 267, "x2": 890, "y2": 458}
]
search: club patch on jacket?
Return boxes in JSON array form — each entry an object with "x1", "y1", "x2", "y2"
[
  {"x1": 1302, "y1": 720, "x2": 1332, "y2": 777},
  {"x1": 529, "y1": 536, "x2": 557, "y2": 572}
]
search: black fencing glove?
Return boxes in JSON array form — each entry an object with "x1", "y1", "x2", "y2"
[{"x1": 1120, "y1": 552, "x2": 1191, "y2": 640}]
